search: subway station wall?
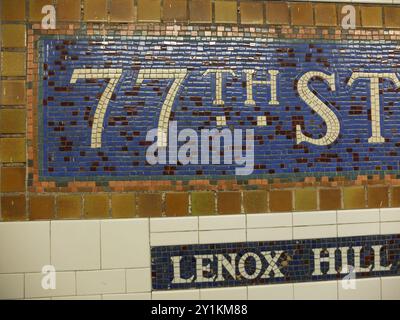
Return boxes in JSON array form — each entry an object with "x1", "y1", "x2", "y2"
[{"x1": 1, "y1": 0, "x2": 400, "y2": 299}]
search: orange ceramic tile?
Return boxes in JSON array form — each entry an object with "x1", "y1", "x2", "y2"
[
  {"x1": 111, "y1": 193, "x2": 136, "y2": 218},
  {"x1": 137, "y1": 0, "x2": 161, "y2": 22},
  {"x1": 240, "y1": 1, "x2": 264, "y2": 25},
  {"x1": 290, "y1": 2, "x2": 314, "y2": 26},
  {"x1": 384, "y1": 7, "x2": 400, "y2": 29},
  {"x1": 266, "y1": 1, "x2": 290, "y2": 25},
  {"x1": 361, "y1": 6, "x2": 383, "y2": 28},
  {"x1": 217, "y1": 192, "x2": 241, "y2": 215},
  {"x1": 319, "y1": 189, "x2": 342, "y2": 210},
  {"x1": 137, "y1": 193, "x2": 162, "y2": 217},
  {"x1": 367, "y1": 186, "x2": 389, "y2": 208},
  {"x1": 163, "y1": 0, "x2": 187, "y2": 22},
  {"x1": 215, "y1": 1, "x2": 237, "y2": 24},
  {"x1": 269, "y1": 190, "x2": 293, "y2": 212},
  {"x1": 29, "y1": 0, "x2": 52, "y2": 22},
  {"x1": 83, "y1": 0, "x2": 108, "y2": 22},
  {"x1": 1, "y1": 0, "x2": 26, "y2": 21},
  {"x1": 295, "y1": 189, "x2": 317, "y2": 211},
  {"x1": 0, "y1": 167, "x2": 25, "y2": 193},
  {"x1": 314, "y1": 3, "x2": 337, "y2": 27},
  {"x1": 243, "y1": 190, "x2": 268, "y2": 214},
  {"x1": 110, "y1": 0, "x2": 135, "y2": 23},
  {"x1": 0, "y1": 52, "x2": 26, "y2": 77},
  {"x1": 57, "y1": 195, "x2": 82, "y2": 219},
  {"x1": 29, "y1": 195, "x2": 55, "y2": 220},
  {"x1": 1, "y1": 24, "x2": 26, "y2": 48},
  {"x1": 0, "y1": 109, "x2": 26, "y2": 134},
  {"x1": 190, "y1": 0, "x2": 211, "y2": 23},
  {"x1": 0, "y1": 81, "x2": 26, "y2": 106},
  {"x1": 343, "y1": 187, "x2": 365, "y2": 209},
  {"x1": 0, "y1": 138, "x2": 26, "y2": 163},
  {"x1": 84, "y1": 194, "x2": 109, "y2": 218},
  {"x1": 165, "y1": 193, "x2": 189, "y2": 216},
  {"x1": 1, "y1": 195, "x2": 26, "y2": 221},
  {"x1": 392, "y1": 187, "x2": 400, "y2": 207},
  {"x1": 191, "y1": 192, "x2": 215, "y2": 216},
  {"x1": 56, "y1": 0, "x2": 82, "y2": 22}
]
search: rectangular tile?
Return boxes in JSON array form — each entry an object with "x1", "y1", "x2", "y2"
[
  {"x1": 152, "y1": 289, "x2": 200, "y2": 300},
  {"x1": 293, "y1": 225, "x2": 337, "y2": 240},
  {"x1": 0, "y1": 274, "x2": 24, "y2": 300},
  {"x1": 151, "y1": 217, "x2": 198, "y2": 233},
  {"x1": 151, "y1": 231, "x2": 198, "y2": 246},
  {"x1": 380, "y1": 222, "x2": 400, "y2": 235},
  {"x1": 247, "y1": 283, "x2": 293, "y2": 300},
  {"x1": 76, "y1": 269, "x2": 125, "y2": 295},
  {"x1": 338, "y1": 223, "x2": 380, "y2": 237},
  {"x1": 380, "y1": 208, "x2": 400, "y2": 222},
  {"x1": 337, "y1": 209, "x2": 380, "y2": 224},
  {"x1": 338, "y1": 278, "x2": 381, "y2": 300},
  {"x1": 199, "y1": 215, "x2": 245, "y2": 231},
  {"x1": 294, "y1": 281, "x2": 338, "y2": 300},
  {"x1": 199, "y1": 229, "x2": 246, "y2": 244},
  {"x1": 381, "y1": 276, "x2": 400, "y2": 300},
  {"x1": 247, "y1": 227, "x2": 292, "y2": 242},
  {"x1": 126, "y1": 268, "x2": 151, "y2": 293},
  {"x1": 293, "y1": 211, "x2": 337, "y2": 226},
  {"x1": 103, "y1": 293, "x2": 151, "y2": 300},
  {"x1": 200, "y1": 287, "x2": 247, "y2": 300},
  {"x1": 25, "y1": 272, "x2": 75, "y2": 298},
  {"x1": 247, "y1": 213, "x2": 292, "y2": 229}
]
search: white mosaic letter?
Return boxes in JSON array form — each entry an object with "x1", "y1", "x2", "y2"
[{"x1": 244, "y1": 69, "x2": 279, "y2": 106}]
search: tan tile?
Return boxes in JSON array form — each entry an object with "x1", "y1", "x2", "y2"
[
  {"x1": 215, "y1": 1, "x2": 237, "y2": 24},
  {"x1": 163, "y1": 0, "x2": 187, "y2": 22},
  {"x1": 217, "y1": 192, "x2": 241, "y2": 215},
  {"x1": 367, "y1": 186, "x2": 389, "y2": 208},
  {"x1": 266, "y1": 1, "x2": 289, "y2": 25},
  {"x1": 319, "y1": 189, "x2": 341, "y2": 210},
  {"x1": 191, "y1": 192, "x2": 215, "y2": 216},
  {"x1": 1, "y1": 195, "x2": 26, "y2": 221},
  {"x1": 0, "y1": 109, "x2": 26, "y2": 134},
  {"x1": 343, "y1": 187, "x2": 365, "y2": 209},
  {"x1": 1, "y1": 0, "x2": 26, "y2": 21},
  {"x1": 0, "y1": 52, "x2": 26, "y2": 77},
  {"x1": 240, "y1": 1, "x2": 263, "y2": 25},
  {"x1": 137, "y1": 0, "x2": 161, "y2": 22},
  {"x1": 190, "y1": 0, "x2": 211, "y2": 23},
  {"x1": 84, "y1": 194, "x2": 109, "y2": 219},
  {"x1": 243, "y1": 190, "x2": 268, "y2": 214},
  {"x1": 137, "y1": 193, "x2": 162, "y2": 217},
  {"x1": 57, "y1": 195, "x2": 82, "y2": 219},
  {"x1": 290, "y1": 2, "x2": 313, "y2": 26},
  {"x1": 392, "y1": 187, "x2": 400, "y2": 207},
  {"x1": 384, "y1": 6, "x2": 400, "y2": 29},
  {"x1": 29, "y1": 0, "x2": 52, "y2": 22},
  {"x1": 269, "y1": 190, "x2": 292, "y2": 212},
  {"x1": 84, "y1": 0, "x2": 108, "y2": 22},
  {"x1": 337, "y1": 4, "x2": 361, "y2": 28},
  {"x1": 0, "y1": 81, "x2": 26, "y2": 105},
  {"x1": 111, "y1": 193, "x2": 136, "y2": 218},
  {"x1": 29, "y1": 195, "x2": 55, "y2": 220},
  {"x1": 315, "y1": 3, "x2": 337, "y2": 27},
  {"x1": 165, "y1": 193, "x2": 189, "y2": 217},
  {"x1": 295, "y1": 188, "x2": 317, "y2": 211},
  {"x1": 57, "y1": 0, "x2": 82, "y2": 22},
  {"x1": 0, "y1": 138, "x2": 26, "y2": 163},
  {"x1": 0, "y1": 167, "x2": 25, "y2": 193},
  {"x1": 361, "y1": 6, "x2": 383, "y2": 28},
  {"x1": 1, "y1": 24, "x2": 26, "y2": 48},
  {"x1": 110, "y1": 0, "x2": 135, "y2": 22}
]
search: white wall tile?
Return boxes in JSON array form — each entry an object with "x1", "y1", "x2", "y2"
[
  {"x1": 338, "y1": 278, "x2": 381, "y2": 300},
  {"x1": 151, "y1": 217, "x2": 198, "y2": 233},
  {"x1": 0, "y1": 222, "x2": 50, "y2": 273},
  {"x1": 381, "y1": 276, "x2": 400, "y2": 300},
  {"x1": 247, "y1": 227, "x2": 292, "y2": 242},
  {"x1": 151, "y1": 231, "x2": 198, "y2": 246},
  {"x1": 52, "y1": 295, "x2": 101, "y2": 300},
  {"x1": 199, "y1": 229, "x2": 246, "y2": 244},
  {"x1": 380, "y1": 222, "x2": 400, "y2": 235},
  {"x1": 338, "y1": 223, "x2": 380, "y2": 237},
  {"x1": 152, "y1": 289, "x2": 200, "y2": 300},
  {"x1": 101, "y1": 219, "x2": 150, "y2": 269},
  {"x1": 294, "y1": 281, "x2": 338, "y2": 300},
  {"x1": 51, "y1": 220, "x2": 100, "y2": 271},
  {"x1": 25, "y1": 272, "x2": 75, "y2": 298},
  {"x1": 247, "y1": 213, "x2": 292, "y2": 229},
  {"x1": 380, "y1": 208, "x2": 400, "y2": 222},
  {"x1": 337, "y1": 209, "x2": 380, "y2": 224},
  {"x1": 293, "y1": 211, "x2": 336, "y2": 226},
  {"x1": 76, "y1": 269, "x2": 125, "y2": 295},
  {"x1": 126, "y1": 268, "x2": 151, "y2": 293},
  {"x1": 248, "y1": 283, "x2": 293, "y2": 300},
  {"x1": 103, "y1": 293, "x2": 151, "y2": 300},
  {"x1": 0, "y1": 274, "x2": 24, "y2": 300},
  {"x1": 293, "y1": 225, "x2": 337, "y2": 240},
  {"x1": 200, "y1": 286, "x2": 247, "y2": 300},
  {"x1": 199, "y1": 215, "x2": 246, "y2": 231}
]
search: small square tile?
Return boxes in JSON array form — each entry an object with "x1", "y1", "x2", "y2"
[
  {"x1": 29, "y1": 196, "x2": 55, "y2": 220},
  {"x1": 84, "y1": 0, "x2": 108, "y2": 22},
  {"x1": 1, "y1": 195, "x2": 26, "y2": 221},
  {"x1": 319, "y1": 188, "x2": 341, "y2": 210},
  {"x1": 0, "y1": 24, "x2": 26, "y2": 48},
  {"x1": 215, "y1": 1, "x2": 237, "y2": 24},
  {"x1": 163, "y1": 0, "x2": 187, "y2": 22},
  {"x1": 240, "y1": 1, "x2": 263, "y2": 25},
  {"x1": 266, "y1": 2, "x2": 289, "y2": 25},
  {"x1": 384, "y1": 7, "x2": 400, "y2": 29},
  {"x1": 269, "y1": 190, "x2": 293, "y2": 212},
  {"x1": 295, "y1": 189, "x2": 317, "y2": 211},
  {"x1": 290, "y1": 2, "x2": 313, "y2": 26},
  {"x1": 190, "y1": 0, "x2": 211, "y2": 23},
  {"x1": 111, "y1": 193, "x2": 136, "y2": 218},
  {"x1": 57, "y1": 195, "x2": 82, "y2": 219},
  {"x1": 243, "y1": 190, "x2": 267, "y2": 214},
  {"x1": 57, "y1": 0, "x2": 82, "y2": 22},
  {"x1": 137, "y1": 193, "x2": 162, "y2": 217},
  {"x1": 361, "y1": 6, "x2": 383, "y2": 28},
  {"x1": 1, "y1": 52, "x2": 26, "y2": 77},
  {"x1": 367, "y1": 186, "x2": 389, "y2": 208},
  {"x1": 165, "y1": 193, "x2": 189, "y2": 217},
  {"x1": 0, "y1": 109, "x2": 26, "y2": 134},
  {"x1": 0, "y1": 81, "x2": 26, "y2": 105},
  {"x1": 391, "y1": 187, "x2": 400, "y2": 207},
  {"x1": 137, "y1": 0, "x2": 161, "y2": 22},
  {"x1": 84, "y1": 194, "x2": 109, "y2": 219},
  {"x1": 315, "y1": 3, "x2": 337, "y2": 26},
  {"x1": 29, "y1": 0, "x2": 51, "y2": 22},
  {"x1": 1, "y1": 0, "x2": 26, "y2": 21},
  {"x1": 217, "y1": 192, "x2": 241, "y2": 215},
  {"x1": 191, "y1": 192, "x2": 215, "y2": 216},
  {"x1": 343, "y1": 187, "x2": 365, "y2": 209},
  {"x1": 110, "y1": 0, "x2": 135, "y2": 22},
  {"x1": 0, "y1": 167, "x2": 25, "y2": 193},
  {"x1": 0, "y1": 138, "x2": 26, "y2": 163},
  {"x1": 337, "y1": 4, "x2": 361, "y2": 28}
]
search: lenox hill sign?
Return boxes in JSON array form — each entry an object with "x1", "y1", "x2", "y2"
[{"x1": 39, "y1": 37, "x2": 400, "y2": 181}]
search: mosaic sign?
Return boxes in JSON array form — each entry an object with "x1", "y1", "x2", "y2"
[
  {"x1": 151, "y1": 234, "x2": 400, "y2": 290},
  {"x1": 39, "y1": 37, "x2": 400, "y2": 181}
]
